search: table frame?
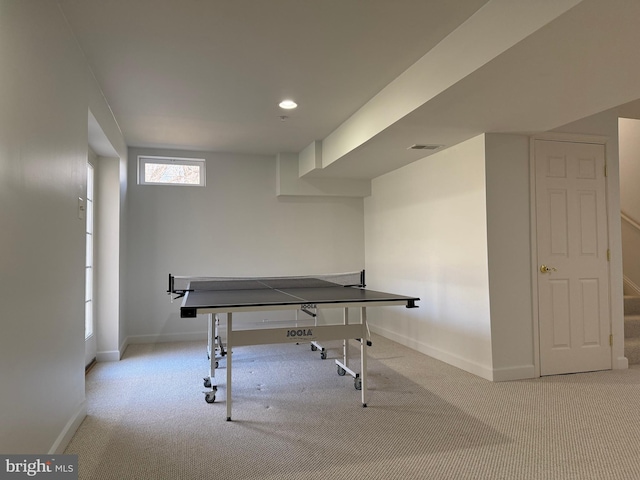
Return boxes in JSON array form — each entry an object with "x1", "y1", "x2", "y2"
[{"x1": 196, "y1": 299, "x2": 406, "y2": 421}]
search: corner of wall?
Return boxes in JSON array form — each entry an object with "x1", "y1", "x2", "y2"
[
  {"x1": 276, "y1": 153, "x2": 371, "y2": 197},
  {"x1": 48, "y1": 401, "x2": 87, "y2": 454}
]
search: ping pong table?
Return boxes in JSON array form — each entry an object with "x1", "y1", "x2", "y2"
[{"x1": 169, "y1": 270, "x2": 419, "y2": 420}]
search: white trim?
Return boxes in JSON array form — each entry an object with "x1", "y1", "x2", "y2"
[
  {"x1": 96, "y1": 350, "x2": 121, "y2": 362},
  {"x1": 119, "y1": 336, "x2": 128, "y2": 358},
  {"x1": 125, "y1": 331, "x2": 208, "y2": 344},
  {"x1": 48, "y1": 401, "x2": 86, "y2": 454},
  {"x1": 492, "y1": 364, "x2": 536, "y2": 382},
  {"x1": 615, "y1": 355, "x2": 629, "y2": 370},
  {"x1": 530, "y1": 132, "x2": 609, "y2": 145},
  {"x1": 97, "y1": 332, "x2": 208, "y2": 359},
  {"x1": 529, "y1": 137, "x2": 541, "y2": 378},
  {"x1": 96, "y1": 337, "x2": 129, "y2": 362}
]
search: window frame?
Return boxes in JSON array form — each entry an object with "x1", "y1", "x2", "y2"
[{"x1": 137, "y1": 155, "x2": 206, "y2": 187}]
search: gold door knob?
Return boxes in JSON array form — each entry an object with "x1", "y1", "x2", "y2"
[{"x1": 540, "y1": 265, "x2": 557, "y2": 273}]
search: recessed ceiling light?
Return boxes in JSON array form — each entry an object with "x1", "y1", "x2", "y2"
[{"x1": 279, "y1": 99, "x2": 298, "y2": 109}]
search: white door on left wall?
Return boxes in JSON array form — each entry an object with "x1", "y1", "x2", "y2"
[{"x1": 85, "y1": 162, "x2": 97, "y2": 368}]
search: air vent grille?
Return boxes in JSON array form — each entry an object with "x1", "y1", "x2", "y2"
[{"x1": 408, "y1": 144, "x2": 442, "y2": 150}]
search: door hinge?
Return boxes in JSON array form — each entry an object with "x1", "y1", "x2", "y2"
[
  {"x1": 607, "y1": 249, "x2": 611, "y2": 261},
  {"x1": 604, "y1": 163, "x2": 608, "y2": 177},
  {"x1": 610, "y1": 334, "x2": 613, "y2": 346}
]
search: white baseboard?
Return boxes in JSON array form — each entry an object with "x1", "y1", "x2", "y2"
[
  {"x1": 492, "y1": 364, "x2": 536, "y2": 381},
  {"x1": 370, "y1": 324, "x2": 536, "y2": 381},
  {"x1": 125, "y1": 331, "x2": 208, "y2": 345},
  {"x1": 615, "y1": 355, "x2": 629, "y2": 370},
  {"x1": 49, "y1": 401, "x2": 86, "y2": 454},
  {"x1": 96, "y1": 337, "x2": 128, "y2": 362},
  {"x1": 370, "y1": 324, "x2": 495, "y2": 381},
  {"x1": 97, "y1": 349, "x2": 122, "y2": 362},
  {"x1": 96, "y1": 332, "x2": 207, "y2": 362}
]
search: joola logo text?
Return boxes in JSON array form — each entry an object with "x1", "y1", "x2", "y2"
[{"x1": 286, "y1": 328, "x2": 313, "y2": 338}]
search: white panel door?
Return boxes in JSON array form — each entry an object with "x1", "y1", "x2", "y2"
[{"x1": 535, "y1": 139, "x2": 611, "y2": 375}]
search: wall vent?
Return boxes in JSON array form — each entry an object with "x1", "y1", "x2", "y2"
[{"x1": 408, "y1": 144, "x2": 443, "y2": 150}]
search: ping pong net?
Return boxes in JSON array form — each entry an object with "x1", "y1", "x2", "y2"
[{"x1": 168, "y1": 270, "x2": 366, "y2": 298}]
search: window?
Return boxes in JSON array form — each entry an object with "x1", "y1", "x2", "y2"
[{"x1": 138, "y1": 156, "x2": 206, "y2": 186}]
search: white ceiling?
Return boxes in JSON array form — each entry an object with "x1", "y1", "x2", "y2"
[{"x1": 59, "y1": 0, "x2": 640, "y2": 179}]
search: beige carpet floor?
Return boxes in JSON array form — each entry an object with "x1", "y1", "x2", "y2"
[{"x1": 66, "y1": 334, "x2": 640, "y2": 479}]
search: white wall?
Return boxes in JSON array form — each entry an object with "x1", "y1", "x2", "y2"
[
  {"x1": 484, "y1": 133, "x2": 535, "y2": 379},
  {"x1": 96, "y1": 156, "x2": 122, "y2": 360},
  {"x1": 619, "y1": 118, "x2": 640, "y2": 221},
  {"x1": 0, "y1": 1, "x2": 125, "y2": 453},
  {"x1": 364, "y1": 109, "x2": 626, "y2": 380},
  {"x1": 124, "y1": 147, "x2": 365, "y2": 342},
  {"x1": 364, "y1": 135, "x2": 494, "y2": 379},
  {"x1": 618, "y1": 118, "x2": 640, "y2": 292},
  {"x1": 483, "y1": 111, "x2": 626, "y2": 377}
]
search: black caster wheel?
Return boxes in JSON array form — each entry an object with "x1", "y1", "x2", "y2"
[{"x1": 337, "y1": 366, "x2": 346, "y2": 376}]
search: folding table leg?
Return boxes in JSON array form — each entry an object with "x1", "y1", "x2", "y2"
[
  {"x1": 343, "y1": 307, "x2": 349, "y2": 367},
  {"x1": 226, "y1": 312, "x2": 233, "y2": 421},
  {"x1": 360, "y1": 307, "x2": 368, "y2": 407},
  {"x1": 335, "y1": 308, "x2": 364, "y2": 395},
  {"x1": 207, "y1": 314, "x2": 212, "y2": 360},
  {"x1": 206, "y1": 314, "x2": 217, "y2": 388}
]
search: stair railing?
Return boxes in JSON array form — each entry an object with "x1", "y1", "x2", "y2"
[{"x1": 622, "y1": 211, "x2": 640, "y2": 232}]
